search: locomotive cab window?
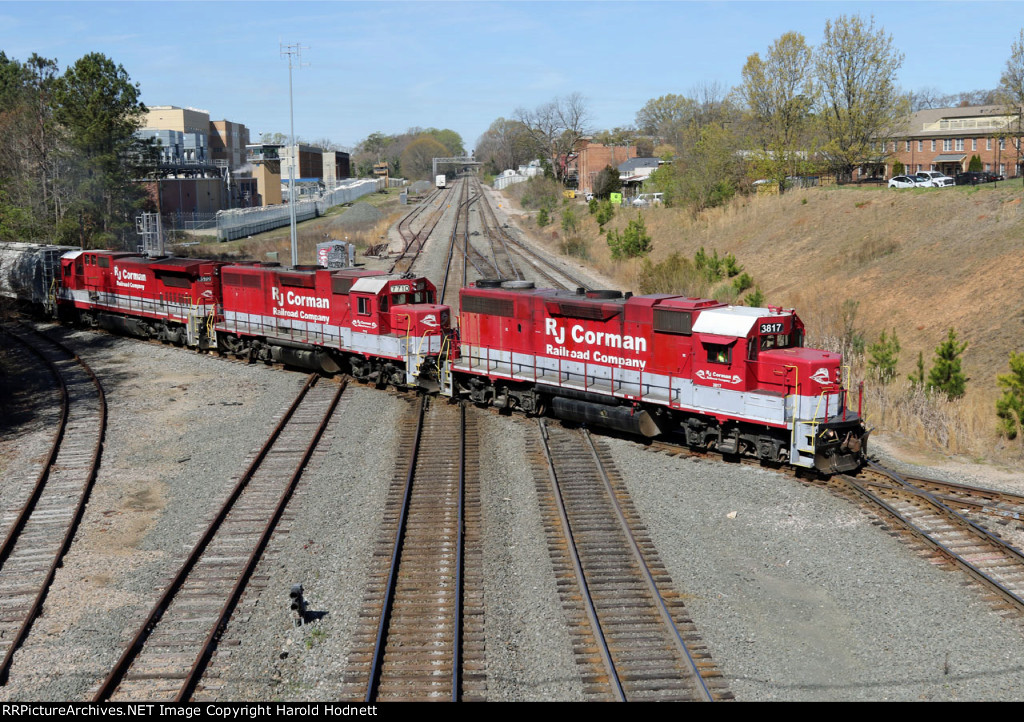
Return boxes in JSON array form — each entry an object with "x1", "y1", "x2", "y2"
[
  {"x1": 357, "y1": 297, "x2": 370, "y2": 315},
  {"x1": 759, "y1": 334, "x2": 790, "y2": 351},
  {"x1": 706, "y1": 343, "x2": 731, "y2": 365}
]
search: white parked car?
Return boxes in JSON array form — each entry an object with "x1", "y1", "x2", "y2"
[
  {"x1": 632, "y1": 193, "x2": 664, "y2": 207},
  {"x1": 888, "y1": 175, "x2": 927, "y2": 188},
  {"x1": 914, "y1": 170, "x2": 955, "y2": 187}
]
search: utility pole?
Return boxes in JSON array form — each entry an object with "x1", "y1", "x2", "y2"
[{"x1": 281, "y1": 42, "x2": 308, "y2": 267}]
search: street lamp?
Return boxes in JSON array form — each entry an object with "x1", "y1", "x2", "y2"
[{"x1": 281, "y1": 42, "x2": 306, "y2": 267}]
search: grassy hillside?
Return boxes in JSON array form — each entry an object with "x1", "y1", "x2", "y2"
[{"x1": 510, "y1": 181, "x2": 1024, "y2": 462}]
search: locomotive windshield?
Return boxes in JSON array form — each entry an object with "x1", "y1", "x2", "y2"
[
  {"x1": 393, "y1": 291, "x2": 434, "y2": 305},
  {"x1": 759, "y1": 333, "x2": 791, "y2": 350}
]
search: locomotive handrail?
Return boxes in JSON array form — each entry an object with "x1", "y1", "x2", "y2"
[{"x1": 785, "y1": 364, "x2": 799, "y2": 458}]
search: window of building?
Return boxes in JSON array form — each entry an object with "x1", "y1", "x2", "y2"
[
  {"x1": 999, "y1": 138, "x2": 1006, "y2": 150},
  {"x1": 987, "y1": 138, "x2": 993, "y2": 150},
  {"x1": 905, "y1": 140, "x2": 911, "y2": 152},
  {"x1": 955, "y1": 139, "x2": 964, "y2": 151},
  {"x1": 943, "y1": 139, "x2": 953, "y2": 151},
  {"x1": 918, "y1": 140, "x2": 923, "y2": 152},
  {"x1": 931, "y1": 140, "x2": 936, "y2": 151},
  {"x1": 972, "y1": 138, "x2": 977, "y2": 151},
  {"x1": 1000, "y1": 163, "x2": 1006, "y2": 175}
]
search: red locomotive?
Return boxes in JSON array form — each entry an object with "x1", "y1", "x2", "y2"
[
  {"x1": 7, "y1": 240, "x2": 866, "y2": 473},
  {"x1": 215, "y1": 263, "x2": 450, "y2": 387},
  {"x1": 452, "y1": 281, "x2": 867, "y2": 473},
  {"x1": 58, "y1": 250, "x2": 222, "y2": 348}
]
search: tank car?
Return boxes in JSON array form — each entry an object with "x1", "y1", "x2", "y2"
[
  {"x1": 451, "y1": 281, "x2": 867, "y2": 473},
  {"x1": 216, "y1": 264, "x2": 452, "y2": 387},
  {"x1": 0, "y1": 242, "x2": 77, "y2": 313}
]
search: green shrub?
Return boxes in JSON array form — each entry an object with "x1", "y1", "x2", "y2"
[
  {"x1": 607, "y1": 214, "x2": 653, "y2": 260},
  {"x1": 996, "y1": 351, "x2": 1024, "y2": 439},
  {"x1": 561, "y1": 207, "x2": 580, "y2": 234},
  {"x1": 927, "y1": 328, "x2": 968, "y2": 400},
  {"x1": 745, "y1": 287, "x2": 766, "y2": 307},
  {"x1": 867, "y1": 329, "x2": 901, "y2": 384},
  {"x1": 560, "y1": 236, "x2": 590, "y2": 260}
]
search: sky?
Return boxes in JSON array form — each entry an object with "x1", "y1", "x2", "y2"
[{"x1": 2, "y1": 0, "x2": 1022, "y2": 152}]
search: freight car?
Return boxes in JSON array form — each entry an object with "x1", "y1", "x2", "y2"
[
  {"x1": 0, "y1": 242, "x2": 77, "y2": 313},
  {"x1": 452, "y1": 281, "x2": 867, "y2": 474}
]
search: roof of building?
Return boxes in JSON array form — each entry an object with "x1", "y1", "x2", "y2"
[
  {"x1": 900, "y1": 104, "x2": 1022, "y2": 138},
  {"x1": 618, "y1": 157, "x2": 660, "y2": 173}
]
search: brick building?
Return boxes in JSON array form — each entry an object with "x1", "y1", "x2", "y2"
[
  {"x1": 885, "y1": 105, "x2": 1023, "y2": 178},
  {"x1": 571, "y1": 140, "x2": 638, "y2": 193}
]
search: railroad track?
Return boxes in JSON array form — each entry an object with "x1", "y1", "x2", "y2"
[
  {"x1": 0, "y1": 323, "x2": 107, "y2": 685},
  {"x1": 832, "y1": 463, "x2": 1024, "y2": 620},
  {"x1": 391, "y1": 189, "x2": 447, "y2": 275},
  {"x1": 468, "y1": 177, "x2": 522, "y2": 281},
  {"x1": 92, "y1": 374, "x2": 345, "y2": 702},
  {"x1": 530, "y1": 419, "x2": 731, "y2": 701},
  {"x1": 341, "y1": 395, "x2": 485, "y2": 701},
  {"x1": 645, "y1": 436, "x2": 1024, "y2": 627}
]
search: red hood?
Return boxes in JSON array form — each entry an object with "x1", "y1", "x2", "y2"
[{"x1": 759, "y1": 347, "x2": 843, "y2": 393}]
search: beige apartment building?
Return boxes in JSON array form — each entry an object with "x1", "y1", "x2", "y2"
[
  {"x1": 886, "y1": 105, "x2": 1023, "y2": 178},
  {"x1": 210, "y1": 120, "x2": 251, "y2": 171},
  {"x1": 144, "y1": 105, "x2": 211, "y2": 136}
]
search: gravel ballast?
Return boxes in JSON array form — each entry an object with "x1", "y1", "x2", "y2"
[{"x1": 3, "y1": 184, "x2": 1024, "y2": 701}]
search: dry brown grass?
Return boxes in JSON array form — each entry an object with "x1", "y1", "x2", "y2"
[
  {"x1": 174, "y1": 205, "x2": 403, "y2": 266},
  {"x1": 505, "y1": 182, "x2": 1024, "y2": 465}
]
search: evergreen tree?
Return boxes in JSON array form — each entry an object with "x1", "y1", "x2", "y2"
[
  {"x1": 592, "y1": 164, "x2": 621, "y2": 198},
  {"x1": 996, "y1": 351, "x2": 1024, "y2": 439},
  {"x1": 908, "y1": 350, "x2": 926, "y2": 388},
  {"x1": 968, "y1": 154, "x2": 983, "y2": 172},
  {"x1": 927, "y1": 328, "x2": 968, "y2": 399},
  {"x1": 867, "y1": 328, "x2": 901, "y2": 384},
  {"x1": 607, "y1": 214, "x2": 653, "y2": 260},
  {"x1": 595, "y1": 200, "x2": 615, "y2": 228},
  {"x1": 53, "y1": 52, "x2": 148, "y2": 248},
  {"x1": 745, "y1": 287, "x2": 767, "y2": 307}
]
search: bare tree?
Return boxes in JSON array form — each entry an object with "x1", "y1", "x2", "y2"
[
  {"x1": 999, "y1": 28, "x2": 1024, "y2": 181},
  {"x1": 514, "y1": 92, "x2": 591, "y2": 183},
  {"x1": 908, "y1": 86, "x2": 945, "y2": 111},
  {"x1": 475, "y1": 117, "x2": 540, "y2": 174}
]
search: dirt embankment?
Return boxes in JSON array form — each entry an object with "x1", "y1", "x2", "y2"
[{"x1": 504, "y1": 183, "x2": 1024, "y2": 391}]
